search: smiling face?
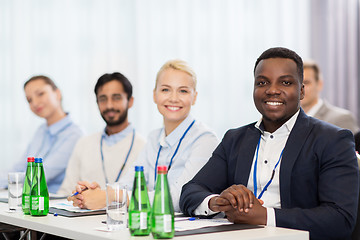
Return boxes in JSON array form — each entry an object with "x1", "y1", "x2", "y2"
[
  {"x1": 153, "y1": 68, "x2": 197, "y2": 132},
  {"x1": 24, "y1": 78, "x2": 62, "y2": 121},
  {"x1": 97, "y1": 80, "x2": 133, "y2": 127},
  {"x1": 253, "y1": 58, "x2": 304, "y2": 133}
]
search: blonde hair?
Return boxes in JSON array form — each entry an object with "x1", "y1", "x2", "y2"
[{"x1": 155, "y1": 59, "x2": 197, "y2": 90}]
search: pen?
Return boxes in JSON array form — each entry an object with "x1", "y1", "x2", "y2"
[
  {"x1": 175, "y1": 217, "x2": 197, "y2": 222},
  {"x1": 70, "y1": 187, "x2": 88, "y2": 197}
]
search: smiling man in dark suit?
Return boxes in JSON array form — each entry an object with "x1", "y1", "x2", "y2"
[{"x1": 180, "y1": 47, "x2": 359, "y2": 240}]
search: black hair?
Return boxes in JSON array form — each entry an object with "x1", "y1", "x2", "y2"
[
  {"x1": 94, "y1": 72, "x2": 133, "y2": 100},
  {"x1": 24, "y1": 75, "x2": 58, "y2": 90},
  {"x1": 254, "y1": 47, "x2": 303, "y2": 83}
]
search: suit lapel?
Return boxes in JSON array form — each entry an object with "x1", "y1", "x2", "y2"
[
  {"x1": 234, "y1": 125, "x2": 261, "y2": 186},
  {"x1": 279, "y1": 109, "x2": 313, "y2": 208}
]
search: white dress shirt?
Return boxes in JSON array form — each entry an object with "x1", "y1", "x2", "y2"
[{"x1": 194, "y1": 110, "x2": 300, "y2": 226}]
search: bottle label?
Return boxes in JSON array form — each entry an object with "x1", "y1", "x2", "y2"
[
  {"x1": 31, "y1": 196, "x2": 44, "y2": 210},
  {"x1": 140, "y1": 212, "x2": 147, "y2": 229},
  {"x1": 130, "y1": 212, "x2": 148, "y2": 229},
  {"x1": 39, "y1": 197, "x2": 44, "y2": 211},
  {"x1": 155, "y1": 214, "x2": 172, "y2": 233},
  {"x1": 131, "y1": 212, "x2": 140, "y2": 228},
  {"x1": 24, "y1": 195, "x2": 30, "y2": 208},
  {"x1": 31, "y1": 196, "x2": 39, "y2": 210}
]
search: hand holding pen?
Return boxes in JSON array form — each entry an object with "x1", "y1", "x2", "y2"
[
  {"x1": 67, "y1": 181, "x2": 101, "y2": 209},
  {"x1": 70, "y1": 186, "x2": 88, "y2": 197},
  {"x1": 67, "y1": 181, "x2": 93, "y2": 202},
  {"x1": 75, "y1": 181, "x2": 99, "y2": 195},
  {"x1": 67, "y1": 186, "x2": 88, "y2": 208}
]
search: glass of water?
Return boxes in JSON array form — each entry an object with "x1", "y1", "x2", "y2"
[
  {"x1": 106, "y1": 183, "x2": 127, "y2": 231},
  {"x1": 8, "y1": 172, "x2": 25, "y2": 211}
]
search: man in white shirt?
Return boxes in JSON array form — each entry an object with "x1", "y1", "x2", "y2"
[
  {"x1": 180, "y1": 47, "x2": 359, "y2": 240},
  {"x1": 301, "y1": 60, "x2": 359, "y2": 133},
  {"x1": 58, "y1": 72, "x2": 146, "y2": 195}
]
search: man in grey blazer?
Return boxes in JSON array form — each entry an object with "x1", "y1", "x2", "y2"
[{"x1": 300, "y1": 60, "x2": 359, "y2": 133}]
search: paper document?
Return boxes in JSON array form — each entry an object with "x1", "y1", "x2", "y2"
[
  {"x1": 175, "y1": 217, "x2": 232, "y2": 232},
  {"x1": 50, "y1": 200, "x2": 105, "y2": 213}
]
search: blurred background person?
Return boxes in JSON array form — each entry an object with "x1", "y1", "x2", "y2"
[
  {"x1": 300, "y1": 60, "x2": 359, "y2": 134},
  {"x1": 0, "y1": 75, "x2": 83, "y2": 193}
]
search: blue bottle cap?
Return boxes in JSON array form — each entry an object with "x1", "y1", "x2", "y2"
[
  {"x1": 34, "y1": 158, "x2": 43, "y2": 163},
  {"x1": 135, "y1": 166, "x2": 144, "y2": 171}
]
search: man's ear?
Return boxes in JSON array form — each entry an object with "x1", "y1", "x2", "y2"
[
  {"x1": 318, "y1": 79, "x2": 324, "y2": 92},
  {"x1": 56, "y1": 89, "x2": 62, "y2": 102},
  {"x1": 128, "y1": 96, "x2": 134, "y2": 108},
  {"x1": 300, "y1": 84, "x2": 305, "y2": 100}
]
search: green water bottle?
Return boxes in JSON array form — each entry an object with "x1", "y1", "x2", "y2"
[
  {"x1": 30, "y1": 158, "x2": 49, "y2": 216},
  {"x1": 151, "y1": 166, "x2": 174, "y2": 239},
  {"x1": 129, "y1": 166, "x2": 151, "y2": 236},
  {"x1": 22, "y1": 157, "x2": 35, "y2": 215}
]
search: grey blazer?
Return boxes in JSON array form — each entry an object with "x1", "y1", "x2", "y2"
[{"x1": 314, "y1": 100, "x2": 359, "y2": 133}]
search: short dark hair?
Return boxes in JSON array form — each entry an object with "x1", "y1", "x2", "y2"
[
  {"x1": 94, "y1": 72, "x2": 133, "y2": 100},
  {"x1": 24, "y1": 75, "x2": 58, "y2": 90},
  {"x1": 303, "y1": 61, "x2": 321, "y2": 82},
  {"x1": 254, "y1": 47, "x2": 303, "y2": 83}
]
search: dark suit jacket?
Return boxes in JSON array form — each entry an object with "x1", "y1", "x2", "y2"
[
  {"x1": 355, "y1": 131, "x2": 360, "y2": 152},
  {"x1": 180, "y1": 109, "x2": 359, "y2": 240}
]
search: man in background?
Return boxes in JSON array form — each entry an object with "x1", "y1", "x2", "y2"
[
  {"x1": 300, "y1": 60, "x2": 359, "y2": 133},
  {"x1": 57, "y1": 72, "x2": 146, "y2": 196}
]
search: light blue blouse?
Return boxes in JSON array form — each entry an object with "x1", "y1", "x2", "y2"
[
  {"x1": 123, "y1": 115, "x2": 218, "y2": 211},
  {"x1": 1, "y1": 114, "x2": 83, "y2": 193}
]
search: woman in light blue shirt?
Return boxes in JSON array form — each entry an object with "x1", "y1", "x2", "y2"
[
  {"x1": 71, "y1": 60, "x2": 218, "y2": 211},
  {"x1": 1, "y1": 76, "x2": 83, "y2": 193}
]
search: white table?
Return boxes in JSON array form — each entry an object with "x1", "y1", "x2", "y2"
[{"x1": 0, "y1": 202, "x2": 308, "y2": 240}]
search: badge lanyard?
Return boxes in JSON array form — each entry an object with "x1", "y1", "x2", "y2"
[
  {"x1": 154, "y1": 120, "x2": 195, "y2": 182},
  {"x1": 100, "y1": 128, "x2": 135, "y2": 184},
  {"x1": 253, "y1": 135, "x2": 284, "y2": 199},
  {"x1": 36, "y1": 122, "x2": 73, "y2": 160}
]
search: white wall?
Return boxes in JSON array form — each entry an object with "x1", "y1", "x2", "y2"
[{"x1": 0, "y1": 0, "x2": 311, "y2": 169}]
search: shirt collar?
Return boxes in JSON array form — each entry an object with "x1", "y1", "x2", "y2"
[
  {"x1": 47, "y1": 113, "x2": 73, "y2": 136},
  {"x1": 101, "y1": 124, "x2": 133, "y2": 146},
  {"x1": 255, "y1": 109, "x2": 300, "y2": 135},
  {"x1": 159, "y1": 115, "x2": 195, "y2": 147},
  {"x1": 306, "y1": 98, "x2": 323, "y2": 117}
]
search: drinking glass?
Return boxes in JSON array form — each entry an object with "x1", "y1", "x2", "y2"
[
  {"x1": 106, "y1": 183, "x2": 127, "y2": 231},
  {"x1": 8, "y1": 172, "x2": 25, "y2": 211}
]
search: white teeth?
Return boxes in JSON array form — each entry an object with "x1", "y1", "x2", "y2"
[
  {"x1": 167, "y1": 106, "x2": 180, "y2": 111},
  {"x1": 266, "y1": 102, "x2": 283, "y2": 106}
]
